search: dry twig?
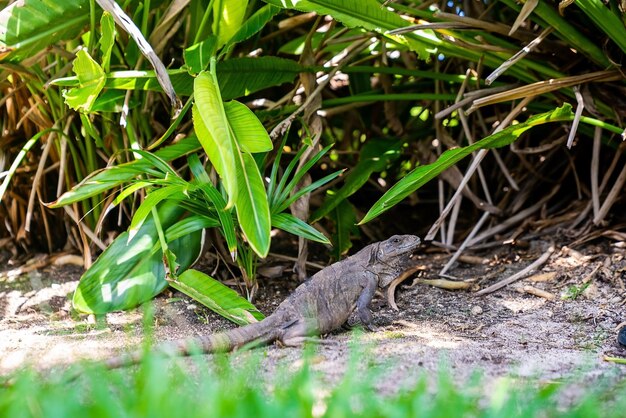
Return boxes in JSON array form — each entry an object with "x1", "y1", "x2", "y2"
[{"x1": 474, "y1": 244, "x2": 555, "y2": 296}]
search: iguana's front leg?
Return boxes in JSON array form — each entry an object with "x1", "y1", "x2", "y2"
[{"x1": 356, "y1": 273, "x2": 378, "y2": 331}]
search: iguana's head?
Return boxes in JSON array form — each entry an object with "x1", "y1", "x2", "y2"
[{"x1": 370, "y1": 235, "x2": 421, "y2": 287}]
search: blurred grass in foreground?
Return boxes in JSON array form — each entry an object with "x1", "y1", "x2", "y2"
[{"x1": 1, "y1": 346, "x2": 624, "y2": 418}]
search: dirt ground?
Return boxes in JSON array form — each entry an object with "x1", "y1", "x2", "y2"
[{"x1": 1, "y1": 237, "x2": 625, "y2": 392}]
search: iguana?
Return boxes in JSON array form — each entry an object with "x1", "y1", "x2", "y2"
[{"x1": 105, "y1": 234, "x2": 420, "y2": 368}]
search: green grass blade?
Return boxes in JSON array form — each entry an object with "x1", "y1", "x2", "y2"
[
  {"x1": 499, "y1": 0, "x2": 610, "y2": 67},
  {"x1": 276, "y1": 144, "x2": 333, "y2": 207},
  {"x1": 574, "y1": 0, "x2": 626, "y2": 55},
  {"x1": 48, "y1": 136, "x2": 201, "y2": 207},
  {"x1": 188, "y1": 154, "x2": 239, "y2": 260},
  {"x1": 275, "y1": 169, "x2": 344, "y2": 214},
  {"x1": 272, "y1": 213, "x2": 330, "y2": 244}
]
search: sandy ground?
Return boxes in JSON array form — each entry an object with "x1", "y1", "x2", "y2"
[{"x1": 1, "y1": 239, "x2": 625, "y2": 394}]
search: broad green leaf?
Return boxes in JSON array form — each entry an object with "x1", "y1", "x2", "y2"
[
  {"x1": 184, "y1": 36, "x2": 217, "y2": 74},
  {"x1": 312, "y1": 139, "x2": 403, "y2": 221},
  {"x1": 99, "y1": 12, "x2": 115, "y2": 72},
  {"x1": 63, "y1": 48, "x2": 106, "y2": 112},
  {"x1": 217, "y1": 57, "x2": 305, "y2": 99},
  {"x1": 0, "y1": 0, "x2": 89, "y2": 62},
  {"x1": 52, "y1": 56, "x2": 306, "y2": 99},
  {"x1": 224, "y1": 100, "x2": 272, "y2": 153},
  {"x1": 272, "y1": 213, "x2": 330, "y2": 244},
  {"x1": 360, "y1": 104, "x2": 575, "y2": 224},
  {"x1": 213, "y1": 0, "x2": 248, "y2": 48},
  {"x1": 234, "y1": 152, "x2": 271, "y2": 258},
  {"x1": 193, "y1": 71, "x2": 238, "y2": 207},
  {"x1": 128, "y1": 185, "x2": 190, "y2": 240},
  {"x1": 227, "y1": 4, "x2": 280, "y2": 47},
  {"x1": 169, "y1": 269, "x2": 264, "y2": 325},
  {"x1": 48, "y1": 136, "x2": 201, "y2": 207},
  {"x1": 72, "y1": 202, "x2": 203, "y2": 314}
]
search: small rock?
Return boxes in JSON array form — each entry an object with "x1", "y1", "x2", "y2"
[
  {"x1": 186, "y1": 304, "x2": 198, "y2": 311},
  {"x1": 471, "y1": 305, "x2": 483, "y2": 316}
]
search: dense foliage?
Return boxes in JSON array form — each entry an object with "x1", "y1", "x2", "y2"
[{"x1": 1, "y1": 0, "x2": 625, "y2": 319}]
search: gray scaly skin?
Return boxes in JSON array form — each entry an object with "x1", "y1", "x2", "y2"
[{"x1": 106, "y1": 235, "x2": 420, "y2": 368}]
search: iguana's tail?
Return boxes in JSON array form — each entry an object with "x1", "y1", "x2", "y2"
[{"x1": 105, "y1": 315, "x2": 280, "y2": 369}]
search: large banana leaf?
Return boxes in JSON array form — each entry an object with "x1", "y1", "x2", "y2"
[
  {"x1": 193, "y1": 70, "x2": 271, "y2": 258},
  {"x1": 73, "y1": 201, "x2": 204, "y2": 314},
  {"x1": 169, "y1": 269, "x2": 264, "y2": 326},
  {"x1": 0, "y1": 0, "x2": 89, "y2": 62}
]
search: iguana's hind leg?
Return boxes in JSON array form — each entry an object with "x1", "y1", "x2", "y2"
[{"x1": 278, "y1": 318, "x2": 321, "y2": 347}]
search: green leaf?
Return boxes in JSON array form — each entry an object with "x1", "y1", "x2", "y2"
[
  {"x1": 51, "y1": 56, "x2": 306, "y2": 100},
  {"x1": 187, "y1": 154, "x2": 239, "y2": 259},
  {"x1": 234, "y1": 152, "x2": 271, "y2": 258},
  {"x1": 224, "y1": 100, "x2": 272, "y2": 153},
  {"x1": 47, "y1": 136, "x2": 201, "y2": 207},
  {"x1": 360, "y1": 104, "x2": 575, "y2": 224},
  {"x1": 184, "y1": 36, "x2": 217, "y2": 74},
  {"x1": 128, "y1": 185, "x2": 190, "y2": 240},
  {"x1": 213, "y1": 0, "x2": 248, "y2": 48},
  {"x1": 169, "y1": 269, "x2": 264, "y2": 325},
  {"x1": 276, "y1": 144, "x2": 333, "y2": 208},
  {"x1": 312, "y1": 139, "x2": 403, "y2": 221},
  {"x1": 72, "y1": 202, "x2": 203, "y2": 314},
  {"x1": 227, "y1": 4, "x2": 280, "y2": 47},
  {"x1": 263, "y1": 0, "x2": 432, "y2": 59},
  {"x1": 193, "y1": 71, "x2": 238, "y2": 207},
  {"x1": 331, "y1": 200, "x2": 358, "y2": 258},
  {"x1": 272, "y1": 213, "x2": 330, "y2": 244},
  {"x1": 99, "y1": 11, "x2": 115, "y2": 73},
  {"x1": 0, "y1": 0, "x2": 89, "y2": 62},
  {"x1": 63, "y1": 48, "x2": 106, "y2": 112},
  {"x1": 217, "y1": 57, "x2": 306, "y2": 99},
  {"x1": 574, "y1": 0, "x2": 626, "y2": 55},
  {"x1": 274, "y1": 169, "x2": 344, "y2": 214}
]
